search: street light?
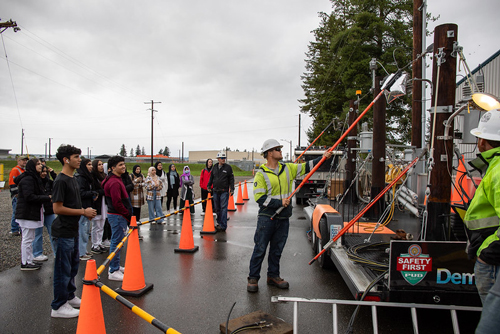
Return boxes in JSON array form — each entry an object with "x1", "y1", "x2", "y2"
[{"x1": 281, "y1": 139, "x2": 292, "y2": 162}]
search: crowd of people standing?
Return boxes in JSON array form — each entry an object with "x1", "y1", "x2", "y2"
[{"x1": 7, "y1": 146, "x2": 222, "y2": 318}]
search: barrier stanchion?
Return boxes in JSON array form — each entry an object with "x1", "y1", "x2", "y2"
[
  {"x1": 200, "y1": 193, "x2": 216, "y2": 234},
  {"x1": 235, "y1": 182, "x2": 244, "y2": 205},
  {"x1": 174, "y1": 200, "x2": 199, "y2": 253},
  {"x1": 77, "y1": 259, "x2": 106, "y2": 334},
  {"x1": 116, "y1": 216, "x2": 154, "y2": 297},
  {"x1": 242, "y1": 180, "x2": 249, "y2": 201}
]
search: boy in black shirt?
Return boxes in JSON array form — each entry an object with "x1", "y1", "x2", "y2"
[{"x1": 50, "y1": 145, "x2": 96, "y2": 318}]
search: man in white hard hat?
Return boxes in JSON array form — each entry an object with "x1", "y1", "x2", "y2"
[
  {"x1": 247, "y1": 139, "x2": 332, "y2": 292},
  {"x1": 207, "y1": 151, "x2": 234, "y2": 232},
  {"x1": 463, "y1": 109, "x2": 500, "y2": 304}
]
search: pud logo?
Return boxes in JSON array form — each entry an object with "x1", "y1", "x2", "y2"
[{"x1": 396, "y1": 244, "x2": 432, "y2": 286}]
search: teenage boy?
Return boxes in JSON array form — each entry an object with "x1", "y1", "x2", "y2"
[
  {"x1": 8, "y1": 155, "x2": 28, "y2": 236},
  {"x1": 102, "y1": 156, "x2": 132, "y2": 281},
  {"x1": 50, "y1": 144, "x2": 96, "y2": 318}
]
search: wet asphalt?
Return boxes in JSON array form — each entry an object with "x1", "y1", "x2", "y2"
[{"x1": 0, "y1": 183, "x2": 481, "y2": 333}]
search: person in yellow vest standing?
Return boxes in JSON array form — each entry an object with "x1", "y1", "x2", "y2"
[
  {"x1": 247, "y1": 139, "x2": 332, "y2": 292},
  {"x1": 464, "y1": 109, "x2": 500, "y2": 304}
]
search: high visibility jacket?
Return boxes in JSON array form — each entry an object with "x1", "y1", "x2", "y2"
[
  {"x1": 253, "y1": 157, "x2": 322, "y2": 219},
  {"x1": 464, "y1": 146, "x2": 500, "y2": 264}
]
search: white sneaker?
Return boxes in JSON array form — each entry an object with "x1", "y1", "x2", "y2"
[
  {"x1": 33, "y1": 254, "x2": 48, "y2": 262},
  {"x1": 102, "y1": 240, "x2": 111, "y2": 248},
  {"x1": 200, "y1": 212, "x2": 205, "y2": 216},
  {"x1": 119, "y1": 266, "x2": 125, "y2": 273},
  {"x1": 51, "y1": 302, "x2": 80, "y2": 318},
  {"x1": 108, "y1": 270, "x2": 124, "y2": 281},
  {"x1": 68, "y1": 296, "x2": 81, "y2": 308}
]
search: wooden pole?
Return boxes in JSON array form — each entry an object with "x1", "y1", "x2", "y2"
[{"x1": 426, "y1": 23, "x2": 457, "y2": 241}]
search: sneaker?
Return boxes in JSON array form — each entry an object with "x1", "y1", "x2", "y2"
[
  {"x1": 9, "y1": 231, "x2": 21, "y2": 236},
  {"x1": 267, "y1": 277, "x2": 289, "y2": 289},
  {"x1": 91, "y1": 246, "x2": 104, "y2": 254},
  {"x1": 201, "y1": 212, "x2": 205, "y2": 216},
  {"x1": 247, "y1": 278, "x2": 259, "y2": 292},
  {"x1": 216, "y1": 226, "x2": 226, "y2": 232},
  {"x1": 33, "y1": 254, "x2": 49, "y2": 262},
  {"x1": 102, "y1": 240, "x2": 111, "y2": 248},
  {"x1": 21, "y1": 263, "x2": 41, "y2": 271},
  {"x1": 51, "y1": 302, "x2": 79, "y2": 318},
  {"x1": 108, "y1": 270, "x2": 124, "y2": 281},
  {"x1": 138, "y1": 235, "x2": 143, "y2": 240},
  {"x1": 98, "y1": 245, "x2": 107, "y2": 252},
  {"x1": 79, "y1": 254, "x2": 92, "y2": 261},
  {"x1": 68, "y1": 296, "x2": 81, "y2": 308},
  {"x1": 119, "y1": 266, "x2": 125, "y2": 273}
]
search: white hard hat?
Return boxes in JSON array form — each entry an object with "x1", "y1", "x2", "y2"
[
  {"x1": 261, "y1": 139, "x2": 282, "y2": 154},
  {"x1": 470, "y1": 109, "x2": 500, "y2": 141},
  {"x1": 216, "y1": 151, "x2": 226, "y2": 159}
]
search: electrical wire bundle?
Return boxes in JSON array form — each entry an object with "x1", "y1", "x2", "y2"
[{"x1": 345, "y1": 242, "x2": 389, "y2": 272}]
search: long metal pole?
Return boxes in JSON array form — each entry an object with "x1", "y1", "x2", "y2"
[{"x1": 293, "y1": 119, "x2": 335, "y2": 163}]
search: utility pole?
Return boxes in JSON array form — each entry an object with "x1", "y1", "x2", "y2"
[
  {"x1": 0, "y1": 19, "x2": 20, "y2": 33},
  {"x1": 367, "y1": 76, "x2": 387, "y2": 219},
  {"x1": 345, "y1": 100, "x2": 358, "y2": 204},
  {"x1": 426, "y1": 23, "x2": 458, "y2": 241},
  {"x1": 144, "y1": 100, "x2": 161, "y2": 166},
  {"x1": 298, "y1": 114, "x2": 301, "y2": 148},
  {"x1": 48, "y1": 138, "x2": 53, "y2": 160},
  {"x1": 412, "y1": 0, "x2": 423, "y2": 148}
]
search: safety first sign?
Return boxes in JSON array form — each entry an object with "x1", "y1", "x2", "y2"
[{"x1": 396, "y1": 244, "x2": 432, "y2": 285}]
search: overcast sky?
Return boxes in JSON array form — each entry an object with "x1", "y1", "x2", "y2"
[{"x1": 1, "y1": 0, "x2": 499, "y2": 159}]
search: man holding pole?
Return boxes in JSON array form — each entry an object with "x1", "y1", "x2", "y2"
[{"x1": 247, "y1": 139, "x2": 332, "y2": 292}]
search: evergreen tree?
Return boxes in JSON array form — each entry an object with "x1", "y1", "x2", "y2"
[
  {"x1": 163, "y1": 146, "x2": 170, "y2": 156},
  {"x1": 141, "y1": 147, "x2": 146, "y2": 155},
  {"x1": 158, "y1": 148, "x2": 163, "y2": 155},
  {"x1": 135, "y1": 145, "x2": 141, "y2": 156},
  {"x1": 130, "y1": 148, "x2": 134, "y2": 157},
  {"x1": 119, "y1": 144, "x2": 127, "y2": 157},
  {"x1": 300, "y1": 0, "x2": 415, "y2": 145}
]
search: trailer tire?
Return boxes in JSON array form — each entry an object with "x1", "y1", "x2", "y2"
[
  {"x1": 316, "y1": 217, "x2": 334, "y2": 269},
  {"x1": 310, "y1": 219, "x2": 318, "y2": 251}
]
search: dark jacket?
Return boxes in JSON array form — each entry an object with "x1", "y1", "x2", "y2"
[
  {"x1": 41, "y1": 174, "x2": 54, "y2": 215},
  {"x1": 102, "y1": 173, "x2": 132, "y2": 221},
  {"x1": 207, "y1": 163, "x2": 235, "y2": 193},
  {"x1": 75, "y1": 171, "x2": 97, "y2": 209},
  {"x1": 15, "y1": 160, "x2": 51, "y2": 221},
  {"x1": 121, "y1": 171, "x2": 134, "y2": 194},
  {"x1": 166, "y1": 164, "x2": 180, "y2": 198}
]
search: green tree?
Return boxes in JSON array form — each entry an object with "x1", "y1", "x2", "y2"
[
  {"x1": 141, "y1": 147, "x2": 146, "y2": 155},
  {"x1": 130, "y1": 148, "x2": 134, "y2": 157},
  {"x1": 300, "y1": 0, "x2": 415, "y2": 145},
  {"x1": 158, "y1": 148, "x2": 163, "y2": 155},
  {"x1": 135, "y1": 145, "x2": 141, "y2": 156},
  {"x1": 163, "y1": 146, "x2": 170, "y2": 156},
  {"x1": 119, "y1": 144, "x2": 127, "y2": 157}
]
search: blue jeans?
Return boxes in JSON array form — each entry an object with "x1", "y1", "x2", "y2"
[
  {"x1": 33, "y1": 213, "x2": 56, "y2": 257},
  {"x1": 476, "y1": 275, "x2": 500, "y2": 333},
  {"x1": 474, "y1": 260, "x2": 500, "y2": 303},
  {"x1": 147, "y1": 191, "x2": 164, "y2": 223},
  {"x1": 51, "y1": 236, "x2": 79, "y2": 310},
  {"x1": 213, "y1": 192, "x2": 229, "y2": 230},
  {"x1": 78, "y1": 216, "x2": 90, "y2": 256},
  {"x1": 11, "y1": 196, "x2": 20, "y2": 233},
  {"x1": 108, "y1": 214, "x2": 127, "y2": 273},
  {"x1": 248, "y1": 215, "x2": 290, "y2": 280}
]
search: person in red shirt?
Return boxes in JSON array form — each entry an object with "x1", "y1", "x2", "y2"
[
  {"x1": 9, "y1": 155, "x2": 28, "y2": 235},
  {"x1": 199, "y1": 159, "x2": 213, "y2": 215}
]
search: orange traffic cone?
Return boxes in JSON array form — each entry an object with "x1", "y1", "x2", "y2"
[
  {"x1": 116, "y1": 216, "x2": 154, "y2": 297},
  {"x1": 76, "y1": 259, "x2": 106, "y2": 334},
  {"x1": 175, "y1": 200, "x2": 199, "y2": 253},
  {"x1": 242, "y1": 180, "x2": 249, "y2": 201},
  {"x1": 201, "y1": 193, "x2": 216, "y2": 235},
  {"x1": 235, "y1": 182, "x2": 244, "y2": 205},
  {"x1": 228, "y1": 190, "x2": 236, "y2": 212}
]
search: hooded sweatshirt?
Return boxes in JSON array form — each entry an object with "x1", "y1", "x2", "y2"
[{"x1": 102, "y1": 173, "x2": 132, "y2": 221}]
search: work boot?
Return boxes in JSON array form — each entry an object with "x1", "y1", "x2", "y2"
[
  {"x1": 247, "y1": 278, "x2": 259, "y2": 292},
  {"x1": 267, "y1": 277, "x2": 289, "y2": 289}
]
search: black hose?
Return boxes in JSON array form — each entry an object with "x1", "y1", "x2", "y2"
[{"x1": 226, "y1": 302, "x2": 237, "y2": 334}]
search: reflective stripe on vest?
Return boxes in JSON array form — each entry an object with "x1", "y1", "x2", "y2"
[{"x1": 465, "y1": 216, "x2": 500, "y2": 230}]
